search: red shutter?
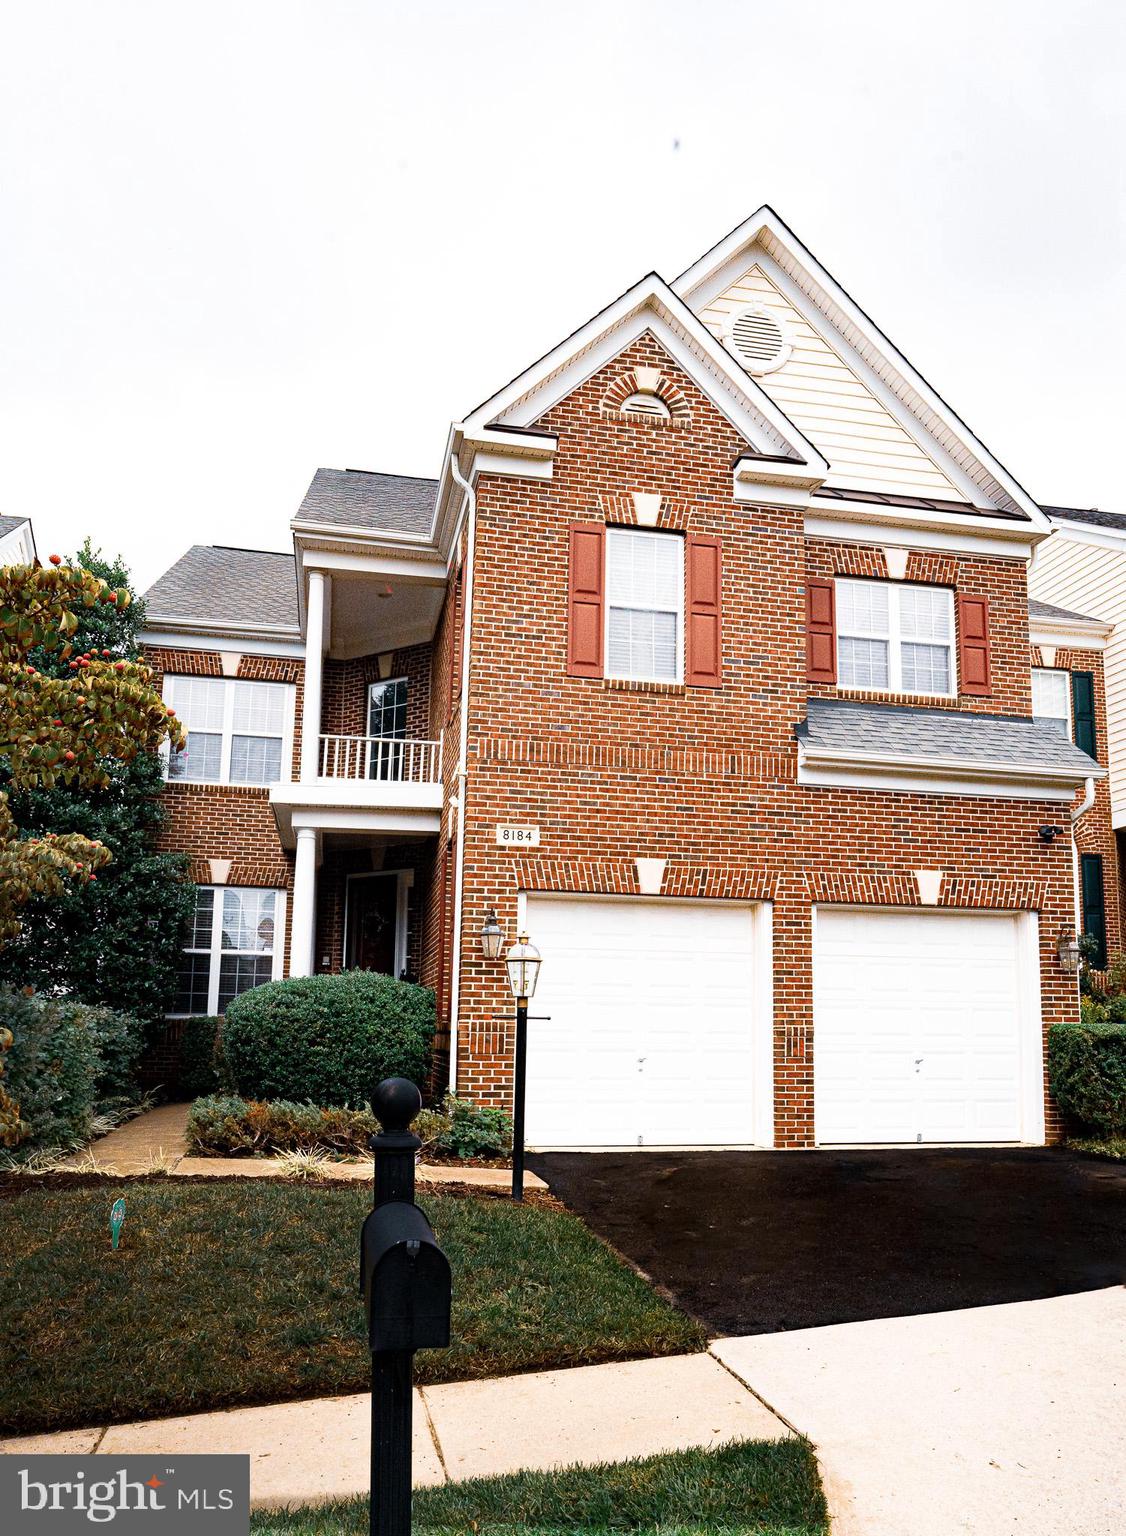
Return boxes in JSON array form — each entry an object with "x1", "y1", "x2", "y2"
[
  {"x1": 957, "y1": 593, "x2": 991, "y2": 695},
  {"x1": 686, "y1": 535, "x2": 723, "y2": 688},
  {"x1": 806, "y1": 578, "x2": 836, "y2": 683},
  {"x1": 567, "y1": 523, "x2": 605, "y2": 677}
]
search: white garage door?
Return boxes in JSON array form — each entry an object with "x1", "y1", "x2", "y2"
[
  {"x1": 814, "y1": 908, "x2": 1040, "y2": 1145},
  {"x1": 523, "y1": 896, "x2": 768, "y2": 1148}
]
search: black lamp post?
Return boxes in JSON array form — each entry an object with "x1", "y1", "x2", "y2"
[{"x1": 505, "y1": 933, "x2": 542, "y2": 1201}]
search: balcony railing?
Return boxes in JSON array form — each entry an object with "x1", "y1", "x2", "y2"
[{"x1": 318, "y1": 733, "x2": 442, "y2": 784}]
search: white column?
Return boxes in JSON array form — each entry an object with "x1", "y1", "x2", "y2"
[
  {"x1": 300, "y1": 570, "x2": 329, "y2": 782},
  {"x1": 289, "y1": 827, "x2": 317, "y2": 978}
]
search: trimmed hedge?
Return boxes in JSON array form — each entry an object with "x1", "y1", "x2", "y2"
[
  {"x1": 222, "y1": 971, "x2": 434, "y2": 1108},
  {"x1": 185, "y1": 1093, "x2": 512, "y2": 1160},
  {"x1": 1, "y1": 989, "x2": 98, "y2": 1151},
  {"x1": 1048, "y1": 1020, "x2": 1126, "y2": 1136}
]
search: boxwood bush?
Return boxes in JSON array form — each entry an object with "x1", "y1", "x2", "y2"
[
  {"x1": 1048, "y1": 1020, "x2": 1126, "y2": 1136},
  {"x1": 222, "y1": 970, "x2": 435, "y2": 1107},
  {"x1": 177, "y1": 1015, "x2": 226, "y2": 1099},
  {"x1": 1, "y1": 988, "x2": 98, "y2": 1151}
]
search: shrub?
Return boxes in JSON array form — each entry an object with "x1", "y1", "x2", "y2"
[
  {"x1": 178, "y1": 1016, "x2": 225, "y2": 1099},
  {"x1": 222, "y1": 971, "x2": 434, "y2": 1107},
  {"x1": 432, "y1": 1095, "x2": 513, "y2": 1159},
  {"x1": 1048, "y1": 1020, "x2": 1126, "y2": 1136},
  {"x1": 1080, "y1": 995, "x2": 1110, "y2": 1024},
  {"x1": 71, "y1": 1003, "x2": 145, "y2": 1107},
  {"x1": 0, "y1": 988, "x2": 97, "y2": 1150}
]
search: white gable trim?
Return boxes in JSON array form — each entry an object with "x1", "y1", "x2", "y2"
[
  {"x1": 1045, "y1": 516, "x2": 1126, "y2": 552},
  {"x1": 674, "y1": 207, "x2": 1050, "y2": 534},
  {"x1": 461, "y1": 272, "x2": 828, "y2": 478}
]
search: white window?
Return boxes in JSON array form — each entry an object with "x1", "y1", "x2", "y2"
[
  {"x1": 836, "y1": 579, "x2": 955, "y2": 698},
  {"x1": 1033, "y1": 668, "x2": 1072, "y2": 736},
  {"x1": 164, "y1": 676, "x2": 295, "y2": 786},
  {"x1": 606, "y1": 528, "x2": 684, "y2": 684},
  {"x1": 173, "y1": 886, "x2": 286, "y2": 1015}
]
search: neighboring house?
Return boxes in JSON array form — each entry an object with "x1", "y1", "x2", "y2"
[
  {"x1": 144, "y1": 206, "x2": 1110, "y2": 1150},
  {"x1": 1031, "y1": 507, "x2": 1126, "y2": 945},
  {"x1": 0, "y1": 514, "x2": 37, "y2": 566}
]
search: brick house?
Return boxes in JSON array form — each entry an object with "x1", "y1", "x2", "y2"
[{"x1": 142, "y1": 206, "x2": 1116, "y2": 1148}]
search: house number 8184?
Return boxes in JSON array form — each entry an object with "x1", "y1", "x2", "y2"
[{"x1": 496, "y1": 825, "x2": 541, "y2": 847}]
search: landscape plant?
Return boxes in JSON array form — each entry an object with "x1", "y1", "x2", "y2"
[{"x1": 1048, "y1": 1019, "x2": 1126, "y2": 1137}]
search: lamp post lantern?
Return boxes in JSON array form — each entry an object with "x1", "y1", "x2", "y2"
[{"x1": 505, "y1": 934, "x2": 541, "y2": 1201}]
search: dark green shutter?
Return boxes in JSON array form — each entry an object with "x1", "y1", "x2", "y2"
[
  {"x1": 1072, "y1": 671, "x2": 1097, "y2": 758},
  {"x1": 1080, "y1": 853, "x2": 1107, "y2": 969}
]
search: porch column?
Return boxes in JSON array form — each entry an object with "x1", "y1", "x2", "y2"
[
  {"x1": 290, "y1": 826, "x2": 318, "y2": 977},
  {"x1": 300, "y1": 570, "x2": 330, "y2": 782}
]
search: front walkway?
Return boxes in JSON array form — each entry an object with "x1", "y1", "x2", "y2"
[
  {"x1": 69, "y1": 1102, "x2": 544, "y2": 1188},
  {"x1": 0, "y1": 1353, "x2": 789, "y2": 1509}
]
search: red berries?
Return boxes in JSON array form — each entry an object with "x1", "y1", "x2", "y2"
[
  {"x1": 49, "y1": 554, "x2": 61, "y2": 565},
  {"x1": 114, "y1": 661, "x2": 126, "y2": 672},
  {"x1": 64, "y1": 750, "x2": 76, "y2": 762},
  {"x1": 107, "y1": 592, "x2": 118, "y2": 604},
  {"x1": 101, "y1": 649, "x2": 111, "y2": 657}
]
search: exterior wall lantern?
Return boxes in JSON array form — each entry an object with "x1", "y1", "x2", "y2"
[
  {"x1": 504, "y1": 933, "x2": 542, "y2": 1202},
  {"x1": 1057, "y1": 925, "x2": 1082, "y2": 972},
  {"x1": 479, "y1": 908, "x2": 505, "y2": 960}
]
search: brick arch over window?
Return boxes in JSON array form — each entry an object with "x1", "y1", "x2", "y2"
[{"x1": 598, "y1": 368, "x2": 691, "y2": 428}]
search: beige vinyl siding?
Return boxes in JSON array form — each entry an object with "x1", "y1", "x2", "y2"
[
  {"x1": 1031, "y1": 531, "x2": 1126, "y2": 823},
  {"x1": 699, "y1": 265, "x2": 963, "y2": 501}
]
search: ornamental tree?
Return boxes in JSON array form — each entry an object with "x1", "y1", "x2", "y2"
[{"x1": 0, "y1": 553, "x2": 186, "y2": 946}]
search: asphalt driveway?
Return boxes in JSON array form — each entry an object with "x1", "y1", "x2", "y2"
[{"x1": 528, "y1": 1146, "x2": 1126, "y2": 1335}]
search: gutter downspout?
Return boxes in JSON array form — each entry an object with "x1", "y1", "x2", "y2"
[
  {"x1": 446, "y1": 451, "x2": 477, "y2": 1094},
  {"x1": 1070, "y1": 775, "x2": 1096, "y2": 942}
]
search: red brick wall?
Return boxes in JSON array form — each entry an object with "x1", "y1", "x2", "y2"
[
  {"x1": 444, "y1": 331, "x2": 1080, "y2": 1145},
  {"x1": 322, "y1": 643, "x2": 433, "y2": 740}
]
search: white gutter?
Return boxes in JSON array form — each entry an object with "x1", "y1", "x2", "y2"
[{"x1": 445, "y1": 450, "x2": 477, "y2": 1093}]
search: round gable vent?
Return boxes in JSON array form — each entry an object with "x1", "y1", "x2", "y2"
[
  {"x1": 726, "y1": 306, "x2": 791, "y2": 375},
  {"x1": 621, "y1": 391, "x2": 670, "y2": 420}
]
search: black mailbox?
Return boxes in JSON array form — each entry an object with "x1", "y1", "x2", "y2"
[{"x1": 360, "y1": 1200, "x2": 452, "y2": 1353}]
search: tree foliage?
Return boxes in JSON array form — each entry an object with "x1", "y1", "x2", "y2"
[{"x1": 0, "y1": 547, "x2": 186, "y2": 950}]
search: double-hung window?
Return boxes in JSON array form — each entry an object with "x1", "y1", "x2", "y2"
[
  {"x1": 1032, "y1": 668, "x2": 1072, "y2": 737},
  {"x1": 836, "y1": 578, "x2": 955, "y2": 697},
  {"x1": 174, "y1": 886, "x2": 285, "y2": 1015},
  {"x1": 606, "y1": 528, "x2": 684, "y2": 683},
  {"x1": 164, "y1": 676, "x2": 294, "y2": 786}
]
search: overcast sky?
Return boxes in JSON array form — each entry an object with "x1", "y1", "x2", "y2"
[{"x1": 1, "y1": 0, "x2": 1123, "y2": 591}]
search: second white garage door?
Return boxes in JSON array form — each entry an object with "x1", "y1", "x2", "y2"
[
  {"x1": 814, "y1": 907, "x2": 1042, "y2": 1145},
  {"x1": 523, "y1": 895, "x2": 770, "y2": 1148}
]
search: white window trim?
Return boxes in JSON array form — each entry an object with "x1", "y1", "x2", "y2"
[
  {"x1": 835, "y1": 577, "x2": 955, "y2": 700},
  {"x1": 162, "y1": 675, "x2": 296, "y2": 788},
  {"x1": 1032, "y1": 667, "x2": 1073, "y2": 736},
  {"x1": 366, "y1": 676, "x2": 409, "y2": 738},
  {"x1": 170, "y1": 885, "x2": 287, "y2": 1017},
  {"x1": 604, "y1": 527, "x2": 685, "y2": 685}
]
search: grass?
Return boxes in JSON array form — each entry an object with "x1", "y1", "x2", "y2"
[
  {"x1": 250, "y1": 1440, "x2": 829, "y2": 1535},
  {"x1": 0, "y1": 1176, "x2": 705, "y2": 1436},
  {"x1": 1068, "y1": 1135, "x2": 1126, "y2": 1160}
]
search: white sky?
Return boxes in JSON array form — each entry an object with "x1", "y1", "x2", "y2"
[{"x1": 1, "y1": 0, "x2": 1123, "y2": 591}]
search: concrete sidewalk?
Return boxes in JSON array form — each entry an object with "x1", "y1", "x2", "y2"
[
  {"x1": 0, "y1": 1353, "x2": 790, "y2": 1510},
  {"x1": 713, "y1": 1286, "x2": 1126, "y2": 1536},
  {"x1": 66, "y1": 1102, "x2": 544, "y2": 1189}
]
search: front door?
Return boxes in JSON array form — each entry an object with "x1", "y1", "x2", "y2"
[{"x1": 346, "y1": 875, "x2": 398, "y2": 976}]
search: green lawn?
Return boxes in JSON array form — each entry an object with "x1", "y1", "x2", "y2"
[
  {"x1": 251, "y1": 1440, "x2": 828, "y2": 1535},
  {"x1": 0, "y1": 1176, "x2": 705, "y2": 1436}
]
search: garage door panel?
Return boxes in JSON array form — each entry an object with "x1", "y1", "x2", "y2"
[
  {"x1": 815, "y1": 909, "x2": 1032, "y2": 1145},
  {"x1": 525, "y1": 896, "x2": 761, "y2": 1147}
]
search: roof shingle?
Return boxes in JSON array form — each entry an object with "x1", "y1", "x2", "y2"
[
  {"x1": 1028, "y1": 597, "x2": 1101, "y2": 624},
  {"x1": 1043, "y1": 504, "x2": 1126, "y2": 532},
  {"x1": 798, "y1": 696, "x2": 1102, "y2": 775},
  {"x1": 145, "y1": 546, "x2": 299, "y2": 630},
  {"x1": 295, "y1": 468, "x2": 438, "y2": 537}
]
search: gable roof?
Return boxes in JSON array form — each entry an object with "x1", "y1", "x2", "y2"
[
  {"x1": 1028, "y1": 596, "x2": 1102, "y2": 624},
  {"x1": 294, "y1": 468, "x2": 438, "y2": 538},
  {"x1": 0, "y1": 514, "x2": 29, "y2": 539},
  {"x1": 145, "y1": 546, "x2": 299, "y2": 631},
  {"x1": 674, "y1": 207, "x2": 1049, "y2": 531},
  {"x1": 459, "y1": 271, "x2": 829, "y2": 479}
]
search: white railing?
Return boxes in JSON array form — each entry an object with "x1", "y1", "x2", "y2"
[{"x1": 318, "y1": 733, "x2": 442, "y2": 784}]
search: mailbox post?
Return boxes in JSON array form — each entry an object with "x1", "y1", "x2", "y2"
[{"x1": 361, "y1": 1078, "x2": 451, "y2": 1536}]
